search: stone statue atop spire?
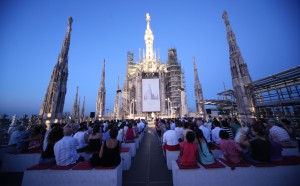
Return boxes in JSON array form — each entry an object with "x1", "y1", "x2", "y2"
[
  {"x1": 39, "y1": 17, "x2": 72, "y2": 127},
  {"x1": 96, "y1": 59, "x2": 106, "y2": 119},
  {"x1": 222, "y1": 11, "x2": 254, "y2": 121},
  {"x1": 144, "y1": 13, "x2": 154, "y2": 63}
]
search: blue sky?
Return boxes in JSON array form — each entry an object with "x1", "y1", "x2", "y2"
[{"x1": 0, "y1": 0, "x2": 299, "y2": 117}]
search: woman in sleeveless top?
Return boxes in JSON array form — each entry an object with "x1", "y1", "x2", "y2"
[{"x1": 90, "y1": 128, "x2": 121, "y2": 167}]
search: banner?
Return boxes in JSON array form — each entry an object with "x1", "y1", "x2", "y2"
[{"x1": 142, "y1": 79, "x2": 160, "y2": 112}]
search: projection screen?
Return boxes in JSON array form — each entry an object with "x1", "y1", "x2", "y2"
[{"x1": 142, "y1": 78, "x2": 161, "y2": 112}]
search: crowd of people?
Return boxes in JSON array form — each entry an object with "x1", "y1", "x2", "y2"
[
  {"x1": 7, "y1": 119, "x2": 147, "y2": 167},
  {"x1": 157, "y1": 116, "x2": 295, "y2": 169}
]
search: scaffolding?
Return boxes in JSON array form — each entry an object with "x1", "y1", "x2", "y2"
[
  {"x1": 205, "y1": 89, "x2": 237, "y2": 117},
  {"x1": 166, "y1": 49, "x2": 182, "y2": 117},
  {"x1": 247, "y1": 65, "x2": 300, "y2": 124}
]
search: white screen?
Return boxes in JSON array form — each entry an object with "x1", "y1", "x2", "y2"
[{"x1": 142, "y1": 79, "x2": 160, "y2": 112}]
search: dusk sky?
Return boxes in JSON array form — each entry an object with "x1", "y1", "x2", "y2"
[{"x1": 0, "y1": 0, "x2": 299, "y2": 118}]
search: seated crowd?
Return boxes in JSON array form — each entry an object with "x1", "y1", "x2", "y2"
[
  {"x1": 156, "y1": 116, "x2": 295, "y2": 168},
  {"x1": 7, "y1": 119, "x2": 147, "y2": 168}
]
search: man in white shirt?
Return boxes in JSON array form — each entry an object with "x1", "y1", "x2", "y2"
[
  {"x1": 137, "y1": 120, "x2": 145, "y2": 133},
  {"x1": 162, "y1": 126, "x2": 180, "y2": 156},
  {"x1": 211, "y1": 121, "x2": 223, "y2": 145},
  {"x1": 268, "y1": 119, "x2": 291, "y2": 146},
  {"x1": 197, "y1": 119, "x2": 211, "y2": 144},
  {"x1": 54, "y1": 124, "x2": 84, "y2": 166},
  {"x1": 170, "y1": 120, "x2": 176, "y2": 130}
]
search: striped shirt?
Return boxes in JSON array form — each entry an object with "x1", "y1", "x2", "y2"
[{"x1": 223, "y1": 127, "x2": 234, "y2": 139}]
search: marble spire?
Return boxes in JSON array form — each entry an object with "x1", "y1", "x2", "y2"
[
  {"x1": 39, "y1": 17, "x2": 73, "y2": 127},
  {"x1": 96, "y1": 59, "x2": 106, "y2": 119},
  {"x1": 144, "y1": 13, "x2": 154, "y2": 62},
  {"x1": 222, "y1": 11, "x2": 254, "y2": 120},
  {"x1": 193, "y1": 57, "x2": 205, "y2": 116}
]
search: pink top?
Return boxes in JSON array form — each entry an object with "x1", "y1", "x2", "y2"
[
  {"x1": 219, "y1": 139, "x2": 241, "y2": 163},
  {"x1": 180, "y1": 141, "x2": 198, "y2": 166}
]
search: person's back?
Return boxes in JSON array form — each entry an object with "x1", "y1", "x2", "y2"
[
  {"x1": 212, "y1": 126, "x2": 223, "y2": 145},
  {"x1": 219, "y1": 130, "x2": 241, "y2": 164},
  {"x1": 8, "y1": 126, "x2": 24, "y2": 145},
  {"x1": 269, "y1": 125, "x2": 290, "y2": 142},
  {"x1": 54, "y1": 124, "x2": 81, "y2": 166},
  {"x1": 179, "y1": 131, "x2": 199, "y2": 166},
  {"x1": 195, "y1": 129, "x2": 214, "y2": 165},
  {"x1": 125, "y1": 124, "x2": 135, "y2": 140},
  {"x1": 163, "y1": 130, "x2": 179, "y2": 146},
  {"x1": 90, "y1": 128, "x2": 121, "y2": 167},
  {"x1": 74, "y1": 130, "x2": 88, "y2": 149}
]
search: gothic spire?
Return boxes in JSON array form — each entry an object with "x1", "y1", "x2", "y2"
[
  {"x1": 39, "y1": 17, "x2": 73, "y2": 127},
  {"x1": 81, "y1": 96, "x2": 85, "y2": 122},
  {"x1": 222, "y1": 11, "x2": 254, "y2": 119},
  {"x1": 114, "y1": 76, "x2": 121, "y2": 120},
  {"x1": 72, "y1": 86, "x2": 79, "y2": 119},
  {"x1": 96, "y1": 59, "x2": 106, "y2": 119},
  {"x1": 144, "y1": 13, "x2": 154, "y2": 62},
  {"x1": 193, "y1": 57, "x2": 205, "y2": 116},
  {"x1": 58, "y1": 17, "x2": 73, "y2": 64}
]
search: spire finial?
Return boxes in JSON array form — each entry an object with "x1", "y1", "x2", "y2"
[
  {"x1": 68, "y1": 17, "x2": 73, "y2": 26},
  {"x1": 222, "y1": 11, "x2": 230, "y2": 26}
]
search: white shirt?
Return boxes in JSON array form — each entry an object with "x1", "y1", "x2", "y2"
[
  {"x1": 117, "y1": 129, "x2": 124, "y2": 142},
  {"x1": 204, "y1": 122, "x2": 212, "y2": 132},
  {"x1": 54, "y1": 136, "x2": 80, "y2": 166},
  {"x1": 211, "y1": 127, "x2": 223, "y2": 144},
  {"x1": 137, "y1": 122, "x2": 145, "y2": 132},
  {"x1": 170, "y1": 122, "x2": 176, "y2": 130},
  {"x1": 163, "y1": 130, "x2": 179, "y2": 146},
  {"x1": 8, "y1": 130, "x2": 23, "y2": 145},
  {"x1": 269, "y1": 126, "x2": 290, "y2": 142},
  {"x1": 174, "y1": 127, "x2": 184, "y2": 140},
  {"x1": 199, "y1": 125, "x2": 211, "y2": 142},
  {"x1": 73, "y1": 131, "x2": 88, "y2": 149}
]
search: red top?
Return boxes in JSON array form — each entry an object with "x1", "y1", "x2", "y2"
[
  {"x1": 180, "y1": 141, "x2": 198, "y2": 166},
  {"x1": 126, "y1": 128, "x2": 134, "y2": 140}
]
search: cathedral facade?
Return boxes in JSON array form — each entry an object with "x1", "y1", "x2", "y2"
[{"x1": 121, "y1": 13, "x2": 188, "y2": 119}]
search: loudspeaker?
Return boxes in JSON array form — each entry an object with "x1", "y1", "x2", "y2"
[
  {"x1": 206, "y1": 109, "x2": 211, "y2": 115},
  {"x1": 90, "y1": 112, "x2": 95, "y2": 118}
]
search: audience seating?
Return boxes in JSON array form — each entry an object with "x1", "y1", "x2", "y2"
[
  {"x1": 120, "y1": 147, "x2": 131, "y2": 170},
  {"x1": 172, "y1": 158, "x2": 300, "y2": 186},
  {"x1": 122, "y1": 141, "x2": 136, "y2": 157},
  {"x1": 1, "y1": 152, "x2": 41, "y2": 172},
  {"x1": 166, "y1": 149, "x2": 180, "y2": 170},
  {"x1": 22, "y1": 162, "x2": 122, "y2": 186}
]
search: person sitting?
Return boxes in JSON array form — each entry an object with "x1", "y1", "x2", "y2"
[
  {"x1": 73, "y1": 123, "x2": 89, "y2": 149},
  {"x1": 39, "y1": 126, "x2": 64, "y2": 165},
  {"x1": 132, "y1": 122, "x2": 139, "y2": 138},
  {"x1": 102, "y1": 124, "x2": 112, "y2": 142},
  {"x1": 117, "y1": 122, "x2": 125, "y2": 142},
  {"x1": 221, "y1": 120, "x2": 234, "y2": 140},
  {"x1": 182, "y1": 122, "x2": 192, "y2": 141},
  {"x1": 211, "y1": 120, "x2": 223, "y2": 146},
  {"x1": 219, "y1": 130, "x2": 242, "y2": 165},
  {"x1": 125, "y1": 123, "x2": 136, "y2": 141},
  {"x1": 240, "y1": 124, "x2": 271, "y2": 163},
  {"x1": 28, "y1": 125, "x2": 45, "y2": 150},
  {"x1": 178, "y1": 131, "x2": 199, "y2": 166},
  {"x1": 268, "y1": 119, "x2": 291, "y2": 147},
  {"x1": 54, "y1": 124, "x2": 84, "y2": 166},
  {"x1": 162, "y1": 125, "x2": 180, "y2": 156},
  {"x1": 194, "y1": 128, "x2": 214, "y2": 165},
  {"x1": 90, "y1": 128, "x2": 121, "y2": 167},
  {"x1": 174, "y1": 121, "x2": 184, "y2": 142},
  {"x1": 197, "y1": 119, "x2": 211, "y2": 147},
  {"x1": 8, "y1": 125, "x2": 25, "y2": 146}
]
